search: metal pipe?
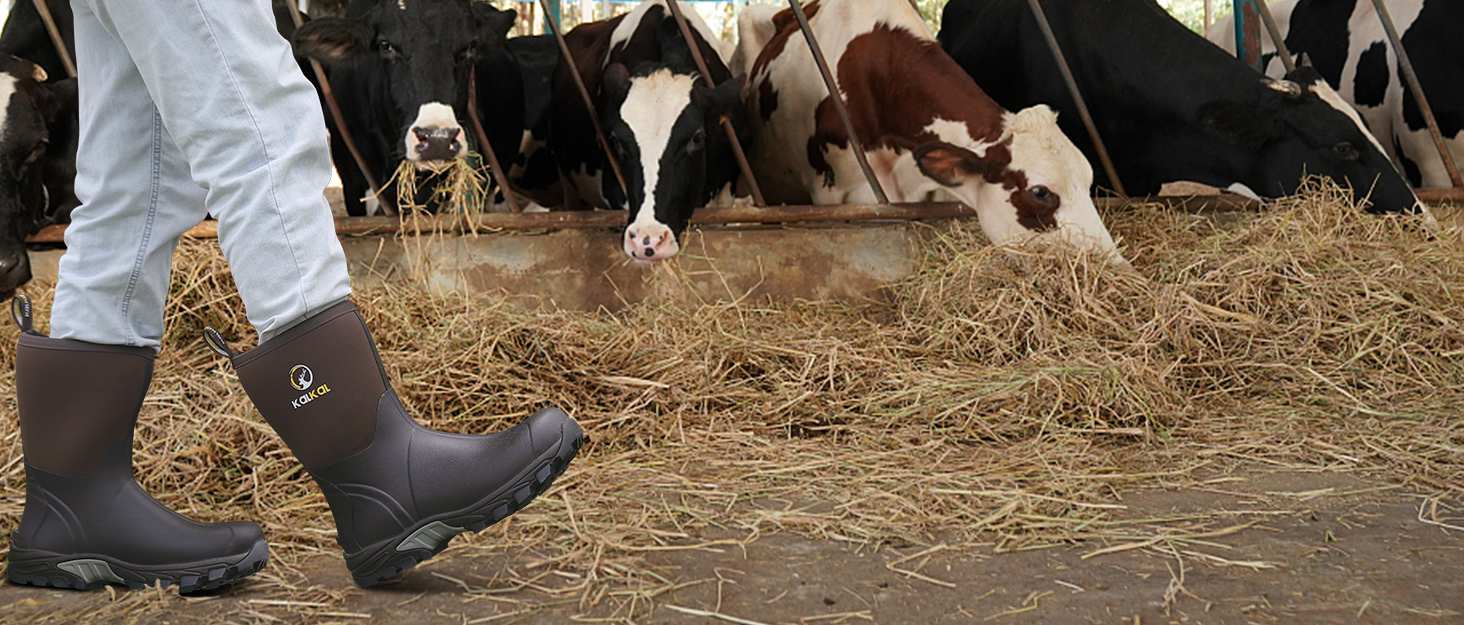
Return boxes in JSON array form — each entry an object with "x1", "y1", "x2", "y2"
[
  {"x1": 1025, "y1": 0, "x2": 1128, "y2": 198},
  {"x1": 283, "y1": 0, "x2": 384, "y2": 207},
  {"x1": 29, "y1": 0, "x2": 75, "y2": 78},
  {"x1": 785, "y1": 0, "x2": 890, "y2": 205},
  {"x1": 536, "y1": 0, "x2": 631, "y2": 199},
  {"x1": 467, "y1": 67, "x2": 524, "y2": 213},
  {"x1": 663, "y1": 0, "x2": 767, "y2": 207},
  {"x1": 1368, "y1": 0, "x2": 1463, "y2": 188},
  {"x1": 1254, "y1": 0, "x2": 1295, "y2": 73},
  {"x1": 1234, "y1": 0, "x2": 1263, "y2": 71}
]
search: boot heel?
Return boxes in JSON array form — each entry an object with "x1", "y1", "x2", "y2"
[{"x1": 6, "y1": 546, "x2": 105, "y2": 590}]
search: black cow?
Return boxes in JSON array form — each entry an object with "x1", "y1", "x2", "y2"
[
  {"x1": 1209, "y1": 0, "x2": 1463, "y2": 188},
  {"x1": 293, "y1": 0, "x2": 523, "y2": 216},
  {"x1": 532, "y1": 0, "x2": 747, "y2": 261},
  {"x1": 939, "y1": 0, "x2": 1427, "y2": 219}
]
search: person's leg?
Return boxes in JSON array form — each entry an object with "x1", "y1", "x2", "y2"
[
  {"x1": 82, "y1": 0, "x2": 585, "y2": 588},
  {"x1": 7, "y1": 2, "x2": 267, "y2": 593},
  {"x1": 77, "y1": 0, "x2": 350, "y2": 341}
]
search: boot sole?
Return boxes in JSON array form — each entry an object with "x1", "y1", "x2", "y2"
[
  {"x1": 345, "y1": 417, "x2": 586, "y2": 587},
  {"x1": 6, "y1": 536, "x2": 269, "y2": 594}
]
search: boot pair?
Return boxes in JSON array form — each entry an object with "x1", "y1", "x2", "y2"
[{"x1": 6, "y1": 299, "x2": 583, "y2": 591}]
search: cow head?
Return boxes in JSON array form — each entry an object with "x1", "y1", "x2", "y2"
[
  {"x1": 602, "y1": 62, "x2": 743, "y2": 262},
  {"x1": 912, "y1": 106, "x2": 1123, "y2": 262},
  {"x1": 1200, "y1": 66, "x2": 1422, "y2": 216},
  {"x1": 294, "y1": 0, "x2": 517, "y2": 170},
  {"x1": 0, "y1": 56, "x2": 74, "y2": 300}
]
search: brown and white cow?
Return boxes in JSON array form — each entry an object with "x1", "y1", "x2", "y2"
[{"x1": 743, "y1": 0, "x2": 1123, "y2": 262}]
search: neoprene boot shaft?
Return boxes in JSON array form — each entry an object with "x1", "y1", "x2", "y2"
[
  {"x1": 7, "y1": 300, "x2": 268, "y2": 592},
  {"x1": 221, "y1": 300, "x2": 584, "y2": 587}
]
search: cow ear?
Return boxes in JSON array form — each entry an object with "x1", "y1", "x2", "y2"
[
  {"x1": 913, "y1": 142, "x2": 984, "y2": 187},
  {"x1": 475, "y1": 5, "x2": 518, "y2": 41},
  {"x1": 293, "y1": 17, "x2": 371, "y2": 65},
  {"x1": 692, "y1": 74, "x2": 744, "y2": 120},
  {"x1": 603, "y1": 63, "x2": 632, "y2": 107}
]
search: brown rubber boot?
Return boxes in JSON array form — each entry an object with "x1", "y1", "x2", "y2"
[
  {"x1": 207, "y1": 300, "x2": 583, "y2": 587},
  {"x1": 6, "y1": 297, "x2": 268, "y2": 593}
]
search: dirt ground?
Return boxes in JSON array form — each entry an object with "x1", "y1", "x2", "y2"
[{"x1": 2, "y1": 467, "x2": 1458, "y2": 625}]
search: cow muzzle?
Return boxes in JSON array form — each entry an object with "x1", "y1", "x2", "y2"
[
  {"x1": 405, "y1": 102, "x2": 467, "y2": 169},
  {"x1": 0, "y1": 249, "x2": 32, "y2": 300},
  {"x1": 624, "y1": 222, "x2": 680, "y2": 262}
]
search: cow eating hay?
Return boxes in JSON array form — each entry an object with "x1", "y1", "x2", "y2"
[{"x1": 0, "y1": 183, "x2": 1460, "y2": 620}]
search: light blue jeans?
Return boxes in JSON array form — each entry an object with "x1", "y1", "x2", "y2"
[{"x1": 52, "y1": 0, "x2": 351, "y2": 348}]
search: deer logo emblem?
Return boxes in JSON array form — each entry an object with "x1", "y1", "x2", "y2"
[{"x1": 289, "y1": 365, "x2": 314, "y2": 392}]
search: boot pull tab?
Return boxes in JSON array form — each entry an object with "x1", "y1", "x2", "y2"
[
  {"x1": 203, "y1": 327, "x2": 237, "y2": 359},
  {"x1": 11, "y1": 294, "x2": 33, "y2": 334}
]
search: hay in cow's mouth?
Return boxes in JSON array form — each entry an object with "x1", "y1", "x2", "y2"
[
  {"x1": 385, "y1": 153, "x2": 490, "y2": 227},
  {"x1": 0, "y1": 179, "x2": 1459, "y2": 620}
]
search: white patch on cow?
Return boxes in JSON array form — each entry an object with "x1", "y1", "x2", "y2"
[
  {"x1": 732, "y1": 4, "x2": 783, "y2": 77},
  {"x1": 620, "y1": 69, "x2": 694, "y2": 260},
  {"x1": 923, "y1": 118, "x2": 998, "y2": 157},
  {"x1": 404, "y1": 102, "x2": 465, "y2": 164},
  {"x1": 994, "y1": 106, "x2": 1119, "y2": 261},
  {"x1": 0, "y1": 75, "x2": 16, "y2": 145},
  {"x1": 1309, "y1": 82, "x2": 1390, "y2": 157},
  {"x1": 607, "y1": 0, "x2": 733, "y2": 65},
  {"x1": 1226, "y1": 183, "x2": 1262, "y2": 200}
]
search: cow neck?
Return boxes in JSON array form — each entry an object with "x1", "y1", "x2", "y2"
[{"x1": 837, "y1": 25, "x2": 1006, "y2": 153}]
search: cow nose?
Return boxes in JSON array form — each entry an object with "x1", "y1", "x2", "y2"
[
  {"x1": 411, "y1": 126, "x2": 464, "y2": 162},
  {"x1": 623, "y1": 222, "x2": 680, "y2": 261}
]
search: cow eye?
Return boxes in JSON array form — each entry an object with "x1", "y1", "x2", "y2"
[
  {"x1": 1332, "y1": 142, "x2": 1360, "y2": 161},
  {"x1": 686, "y1": 130, "x2": 706, "y2": 154},
  {"x1": 1026, "y1": 185, "x2": 1058, "y2": 205},
  {"x1": 377, "y1": 39, "x2": 401, "y2": 60}
]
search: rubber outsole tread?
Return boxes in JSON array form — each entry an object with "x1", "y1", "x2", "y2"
[{"x1": 6, "y1": 538, "x2": 269, "y2": 595}]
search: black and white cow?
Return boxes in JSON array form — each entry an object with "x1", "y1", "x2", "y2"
[
  {"x1": 293, "y1": 0, "x2": 524, "y2": 216},
  {"x1": 1209, "y1": 0, "x2": 1463, "y2": 188},
  {"x1": 534, "y1": 0, "x2": 748, "y2": 261},
  {"x1": 939, "y1": 0, "x2": 1428, "y2": 222},
  {"x1": 0, "y1": 55, "x2": 74, "y2": 299}
]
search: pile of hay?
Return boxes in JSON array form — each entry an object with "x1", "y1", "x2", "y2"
[{"x1": 0, "y1": 181, "x2": 1459, "y2": 620}]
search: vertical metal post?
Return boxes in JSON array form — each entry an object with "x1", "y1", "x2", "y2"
[
  {"x1": 786, "y1": 0, "x2": 890, "y2": 205},
  {"x1": 1234, "y1": 0, "x2": 1263, "y2": 71},
  {"x1": 283, "y1": 0, "x2": 383, "y2": 206},
  {"x1": 1204, "y1": 0, "x2": 1213, "y2": 33},
  {"x1": 536, "y1": 0, "x2": 631, "y2": 198},
  {"x1": 1254, "y1": 0, "x2": 1295, "y2": 73},
  {"x1": 664, "y1": 0, "x2": 766, "y2": 206},
  {"x1": 29, "y1": 0, "x2": 75, "y2": 78},
  {"x1": 1025, "y1": 0, "x2": 1128, "y2": 198},
  {"x1": 1368, "y1": 0, "x2": 1463, "y2": 188},
  {"x1": 544, "y1": 0, "x2": 561, "y2": 36}
]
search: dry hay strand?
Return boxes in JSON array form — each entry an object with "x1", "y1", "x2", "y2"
[{"x1": 0, "y1": 179, "x2": 1460, "y2": 622}]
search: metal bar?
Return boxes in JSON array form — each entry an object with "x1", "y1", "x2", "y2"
[
  {"x1": 537, "y1": 0, "x2": 631, "y2": 198},
  {"x1": 785, "y1": 0, "x2": 890, "y2": 205},
  {"x1": 29, "y1": 0, "x2": 75, "y2": 78},
  {"x1": 1254, "y1": 0, "x2": 1295, "y2": 73},
  {"x1": 35, "y1": 192, "x2": 1376, "y2": 243},
  {"x1": 283, "y1": 0, "x2": 384, "y2": 206},
  {"x1": 1025, "y1": 0, "x2": 1128, "y2": 198},
  {"x1": 1234, "y1": 0, "x2": 1263, "y2": 71},
  {"x1": 544, "y1": 0, "x2": 561, "y2": 36},
  {"x1": 663, "y1": 0, "x2": 766, "y2": 206},
  {"x1": 467, "y1": 67, "x2": 524, "y2": 213},
  {"x1": 1368, "y1": 0, "x2": 1463, "y2": 188},
  {"x1": 1204, "y1": 0, "x2": 1213, "y2": 33}
]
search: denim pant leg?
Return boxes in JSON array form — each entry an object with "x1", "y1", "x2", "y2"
[
  {"x1": 52, "y1": 3, "x2": 211, "y2": 349},
  {"x1": 64, "y1": 0, "x2": 352, "y2": 343}
]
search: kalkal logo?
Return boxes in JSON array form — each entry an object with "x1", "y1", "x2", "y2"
[{"x1": 289, "y1": 364, "x2": 332, "y2": 409}]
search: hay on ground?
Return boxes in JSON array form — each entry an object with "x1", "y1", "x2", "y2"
[{"x1": 0, "y1": 180, "x2": 1459, "y2": 622}]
